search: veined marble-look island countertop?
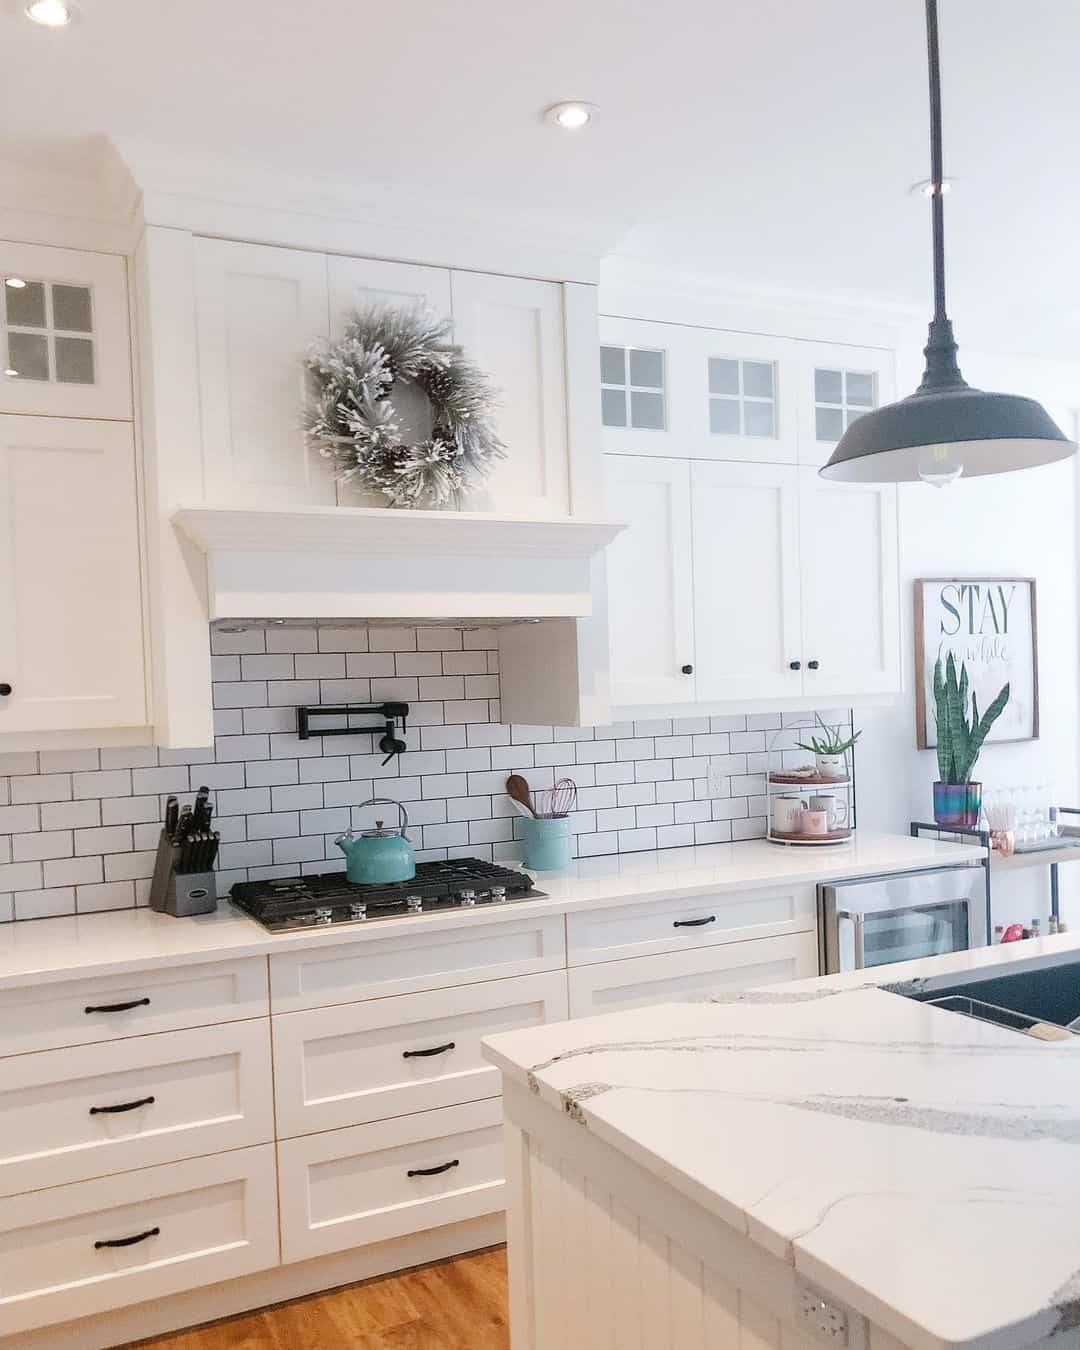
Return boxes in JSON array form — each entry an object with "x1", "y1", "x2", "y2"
[
  {"x1": 483, "y1": 934, "x2": 1080, "y2": 1350},
  {"x1": 0, "y1": 832, "x2": 982, "y2": 991}
]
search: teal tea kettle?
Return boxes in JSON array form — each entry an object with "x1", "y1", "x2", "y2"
[{"x1": 336, "y1": 798, "x2": 416, "y2": 885}]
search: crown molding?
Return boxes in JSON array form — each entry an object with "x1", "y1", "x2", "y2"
[{"x1": 0, "y1": 141, "x2": 139, "y2": 253}]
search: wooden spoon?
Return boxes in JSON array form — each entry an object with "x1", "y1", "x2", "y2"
[{"x1": 505, "y1": 774, "x2": 536, "y2": 817}]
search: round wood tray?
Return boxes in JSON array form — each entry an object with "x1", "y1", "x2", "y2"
[
  {"x1": 768, "y1": 828, "x2": 853, "y2": 845},
  {"x1": 768, "y1": 773, "x2": 851, "y2": 787}
]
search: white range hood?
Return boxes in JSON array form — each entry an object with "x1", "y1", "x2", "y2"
[{"x1": 173, "y1": 504, "x2": 623, "y2": 622}]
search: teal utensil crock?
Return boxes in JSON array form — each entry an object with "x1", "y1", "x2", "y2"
[{"x1": 521, "y1": 816, "x2": 573, "y2": 871}]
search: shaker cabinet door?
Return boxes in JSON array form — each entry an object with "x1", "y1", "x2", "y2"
[
  {"x1": 798, "y1": 469, "x2": 901, "y2": 697},
  {"x1": 690, "y1": 460, "x2": 803, "y2": 703},
  {"x1": 328, "y1": 255, "x2": 451, "y2": 330},
  {"x1": 0, "y1": 417, "x2": 147, "y2": 732},
  {"x1": 794, "y1": 341, "x2": 896, "y2": 467},
  {"x1": 450, "y1": 271, "x2": 570, "y2": 517},
  {"x1": 194, "y1": 238, "x2": 334, "y2": 506},
  {"x1": 0, "y1": 241, "x2": 131, "y2": 421},
  {"x1": 604, "y1": 455, "x2": 696, "y2": 708}
]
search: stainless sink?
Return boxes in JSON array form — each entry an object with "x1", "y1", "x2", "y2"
[{"x1": 898, "y1": 957, "x2": 1080, "y2": 1040}]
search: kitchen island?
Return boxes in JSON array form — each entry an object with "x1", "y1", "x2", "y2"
[{"x1": 483, "y1": 934, "x2": 1080, "y2": 1350}]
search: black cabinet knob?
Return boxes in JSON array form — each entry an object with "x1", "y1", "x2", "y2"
[
  {"x1": 807, "y1": 660, "x2": 820, "y2": 671},
  {"x1": 681, "y1": 664, "x2": 693, "y2": 675},
  {"x1": 789, "y1": 661, "x2": 801, "y2": 671},
  {"x1": 0, "y1": 683, "x2": 11, "y2": 696}
]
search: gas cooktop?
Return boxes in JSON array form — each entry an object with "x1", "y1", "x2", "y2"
[{"x1": 230, "y1": 858, "x2": 545, "y2": 932}]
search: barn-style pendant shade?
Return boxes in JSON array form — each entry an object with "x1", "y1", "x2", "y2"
[{"x1": 820, "y1": 0, "x2": 1075, "y2": 486}]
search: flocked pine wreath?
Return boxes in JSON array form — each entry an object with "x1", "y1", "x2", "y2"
[{"x1": 305, "y1": 305, "x2": 505, "y2": 508}]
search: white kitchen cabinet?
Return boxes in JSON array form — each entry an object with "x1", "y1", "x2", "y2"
[
  {"x1": 690, "y1": 460, "x2": 803, "y2": 703},
  {"x1": 329, "y1": 255, "x2": 452, "y2": 328},
  {"x1": 1, "y1": 240, "x2": 132, "y2": 421},
  {"x1": 566, "y1": 932, "x2": 818, "y2": 1017},
  {"x1": 794, "y1": 340, "x2": 896, "y2": 467},
  {"x1": 604, "y1": 455, "x2": 696, "y2": 707},
  {"x1": 798, "y1": 468, "x2": 901, "y2": 698},
  {"x1": 0, "y1": 416, "x2": 147, "y2": 734},
  {"x1": 194, "y1": 237, "x2": 335, "y2": 507},
  {"x1": 450, "y1": 271, "x2": 570, "y2": 516}
]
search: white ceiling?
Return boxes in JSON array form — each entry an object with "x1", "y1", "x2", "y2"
[{"x1": 2, "y1": 0, "x2": 1078, "y2": 355}]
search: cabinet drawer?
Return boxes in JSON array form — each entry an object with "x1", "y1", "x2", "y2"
[
  {"x1": 0, "y1": 1145, "x2": 278, "y2": 1337},
  {"x1": 0, "y1": 957, "x2": 269, "y2": 1057},
  {"x1": 566, "y1": 885, "x2": 815, "y2": 966},
  {"x1": 273, "y1": 970, "x2": 568, "y2": 1137},
  {"x1": 269, "y1": 914, "x2": 566, "y2": 1014},
  {"x1": 0, "y1": 1021, "x2": 273, "y2": 1197},
  {"x1": 278, "y1": 1099, "x2": 505, "y2": 1264},
  {"x1": 567, "y1": 933, "x2": 818, "y2": 1017}
]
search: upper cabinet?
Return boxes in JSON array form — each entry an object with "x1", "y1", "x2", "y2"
[
  {"x1": 450, "y1": 272, "x2": 569, "y2": 517},
  {"x1": 793, "y1": 341, "x2": 896, "y2": 468},
  {"x1": 194, "y1": 239, "x2": 335, "y2": 507},
  {"x1": 0, "y1": 416, "x2": 147, "y2": 734},
  {"x1": 328, "y1": 256, "x2": 451, "y2": 329},
  {"x1": 1, "y1": 242, "x2": 132, "y2": 421}
]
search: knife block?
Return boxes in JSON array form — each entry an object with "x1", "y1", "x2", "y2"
[{"x1": 149, "y1": 829, "x2": 218, "y2": 917}]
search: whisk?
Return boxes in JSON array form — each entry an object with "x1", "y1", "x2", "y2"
[{"x1": 534, "y1": 778, "x2": 578, "y2": 819}]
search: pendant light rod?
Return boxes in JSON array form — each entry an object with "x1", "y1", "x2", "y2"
[{"x1": 925, "y1": 0, "x2": 947, "y2": 321}]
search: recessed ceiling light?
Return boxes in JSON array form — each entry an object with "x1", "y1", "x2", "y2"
[
  {"x1": 4, "y1": 277, "x2": 27, "y2": 289},
  {"x1": 25, "y1": 0, "x2": 75, "y2": 26},
  {"x1": 909, "y1": 177, "x2": 954, "y2": 198},
  {"x1": 544, "y1": 101, "x2": 597, "y2": 131},
  {"x1": 4, "y1": 369, "x2": 18, "y2": 378}
]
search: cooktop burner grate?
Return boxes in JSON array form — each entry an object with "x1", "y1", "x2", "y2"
[{"x1": 230, "y1": 858, "x2": 544, "y2": 932}]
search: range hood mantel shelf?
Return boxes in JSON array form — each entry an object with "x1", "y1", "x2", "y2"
[
  {"x1": 173, "y1": 505, "x2": 622, "y2": 560},
  {"x1": 172, "y1": 504, "x2": 624, "y2": 623}
]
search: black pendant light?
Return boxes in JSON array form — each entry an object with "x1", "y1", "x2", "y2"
[{"x1": 820, "y1": 0, "x2": 1075, "y2": 486}]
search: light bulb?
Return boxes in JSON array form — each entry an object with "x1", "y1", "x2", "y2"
[
  {"x1": 25, "y1": 0, "x2": 73, "y2": 25},
  {"x1": 917, "y1": 443, "x2": 965, "y2": 488}
]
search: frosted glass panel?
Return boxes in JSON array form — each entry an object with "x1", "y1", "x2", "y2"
[
  {"x1": 52, "y1": 284, "x2": 92, "y2": 333},
  {"x1": 816, "y1": 406, "x2": 844, "y2": 441},
  {"x1": 630, "y1": 391, "x2": 665, "y2": 429},
  {"x1": 600, "y1": 346, "x2": 626, "y2": 385},
  {"x1": 708, "y1": 358, "x2": 739, "y2": 396},
  {"x1": 602, "y1": 387, "x2": 627, "y2": 427},
  {"x1": 8, "y1": 331, "x2": 49, "y2": 380},
  {"x1": 815, "y1": 368, "x2": 843, "y2": 403},
  {"x1": 629, "y1": 348, "x2": 664, "y2": 388},
  {"x1": 709, "y1": 398, "x2": 740, "y2": 435},
  {"x1": 55, "y1": 336, "x2": 95, "y2": 384},
  {"x1": 6, "y1": 280, "x2": 46, "y2": 328},
  {"x1": 846, "y1": 371, "x2": 875, "y2": 406},
  {"x1": 744, "y1": 400, "x2": 775, "y2": 437},
  {"x1": 743, "y1": 361, "x2": 774, "y2": 398}
]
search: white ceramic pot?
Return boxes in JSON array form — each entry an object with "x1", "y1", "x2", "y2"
[{"x1": 815, "y1": 752, "x2": 846, "y2": 779}]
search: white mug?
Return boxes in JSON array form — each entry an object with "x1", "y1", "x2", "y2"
[
  {"x1": 771, "y1": 795, "x2": 807, "y2": 833},
  {"x1": 810, "y1": 793, "x2": 848, "y2": 830}
]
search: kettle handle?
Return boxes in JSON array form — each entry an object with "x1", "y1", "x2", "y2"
[{"x1": 357, "y1": 796, "x2": 409, "y2": 839}]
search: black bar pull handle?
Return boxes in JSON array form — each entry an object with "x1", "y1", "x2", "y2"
[
  {"x1": 89, "y1": 1095, "x2": 156, "y2": 1116},
  {"x1": 94, "y1": 1226, "x2": 160, "y2": 1250},
  {"x1": 407, "y1": 1159, "x2": 460, "y2": 1178},
  {"x1": 673, "y1": 915, "x2": 717, "y2": 928},
  {"x1": 84, "y1": 997, "x2": 151, "y2": 1015},
  {"x1": 402, "y1": 1042, "x2": 456, "y2": 1059}
]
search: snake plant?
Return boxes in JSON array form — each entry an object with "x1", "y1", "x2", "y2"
[
  {"x1": 933, "y1": 652, "x2": 1010, "y2": 784},
  {"x1": 796, "y1": 714, "x2": 861, "y2": 758}
]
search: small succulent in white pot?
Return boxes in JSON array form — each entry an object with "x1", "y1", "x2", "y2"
[{"x1": 796, "y1": 716, "x2": 861, "y2": 780}]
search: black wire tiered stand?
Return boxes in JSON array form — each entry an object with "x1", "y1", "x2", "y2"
[{"x1": 765, "y1": 715, "x2": 856, "y2": 847}]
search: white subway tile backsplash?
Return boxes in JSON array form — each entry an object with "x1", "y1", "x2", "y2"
[{"x1": 0, "y1": 622, "x2": 852, "y2": 920}]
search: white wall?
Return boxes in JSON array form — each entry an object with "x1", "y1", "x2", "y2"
[{"x1": 857, "y1": 341, "x2": 1080, "y2": 928}]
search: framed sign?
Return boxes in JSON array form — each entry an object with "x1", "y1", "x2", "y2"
[{"x1": 915, "y1": 578, "x2": 1038, "y2": 748}]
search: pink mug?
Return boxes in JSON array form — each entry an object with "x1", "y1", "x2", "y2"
[{"x1": 799, "y1": 808, "x2": 829, "y2": 836}]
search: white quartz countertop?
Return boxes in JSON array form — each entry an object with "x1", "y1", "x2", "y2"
[
  {"x1": 483, "y1": 936, "x2": 1080, "y2": 1350},
  {"x1": 0, "y1": 833, "x2": 982, "y2": 991}
]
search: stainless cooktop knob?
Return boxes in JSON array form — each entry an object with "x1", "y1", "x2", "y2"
[
  {"x1": 406, "y1": 895, "x2": 423, "y2": 911},
  {"x1": 490, "y1": 886, "x2": 507, "y2": 903},
  {"x1": 349, "y1": 902, "x2": 367, "y2": 920},
  {"x1": 458, "y1": 889, "x2": 477, "y2": 907},
  {"x1": 314, "y1": 906, "x2": 334, "y2": 925}
]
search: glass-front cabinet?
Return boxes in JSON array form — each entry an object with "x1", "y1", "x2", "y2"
[{"x1": 0, "y1": 242, "x2": 131, "y2": 420}]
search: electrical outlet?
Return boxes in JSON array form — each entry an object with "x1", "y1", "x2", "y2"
[
  {"x1": 797, "y1": 1285, "x2": 849, "y2": 1345},
  {"x1": 706, "y1": 757, "x2": 728, "y2": 798}
]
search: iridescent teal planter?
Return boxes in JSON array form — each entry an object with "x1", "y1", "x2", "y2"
[{"x1": 933, "y1": 781, "x2": 982, "y2": 830}]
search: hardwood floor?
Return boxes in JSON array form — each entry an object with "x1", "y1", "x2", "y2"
[{"x1": 126, "y1": 1248, "x2": 510, "y2": 1350}]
